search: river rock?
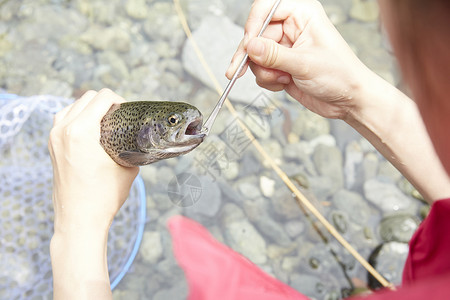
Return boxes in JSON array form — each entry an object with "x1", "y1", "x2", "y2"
[
  {"x1": 350, "y1": 0, "x2": 379, "y2": 22},
  {"x1": 292, "y1": 109, "x2": 330, "y2": 141},
  {"x1": 284, "y1": 220, "x2": 305, "y2": 238},
  {"x1": 313, "y1": 144, "x2": 344, "y2": 189},
  {"x1": 260, "y1": 175, "x2": 275, "y2": 197},
  {"x1": 332, "y1": 189, "x2": 371, "y2": 226},
  {"x1": 377, "y1": 160, "x2": 402, "y2": 182},
  {"x1": 153, "y1": 281, "x2": 188, "y2": 300},
  {"x1": 221, "y1": 203, "x2": 267, "y2": 264},
  {"x1": 237, "y1": 179, "x2": 261, "y2": 199},
  {"x1": 270, "y1": 190, "x2": 303, "y2": 220},
  {"x1": 362, "y1": 152, "x2": 379, "y2": 181},
  {"x1": 182, "y1": 15, "x2": 277, "y2": 104},
  {"x1": 364, "y1": 179, "x2": 416, "y2": 213},
  {"x1": 141, "y1": 231, "x2": 163, "y2": 264},
  {"x1": 368, "y1": 242, "x2": 409, "y2": 289},
  {"x1": 378, "y1": 214, "x2": 420, "y2": 243},
  {"x1": 344, "y1": 140, "x2": 364, "y2": 189},
  {"x1": 80, "y1": 25, "x2": 130, "y2": 53},
  {"x1": 308, "y1": 175, "x2": 340, "y2": 200},
  {"x1": 125, "y1": 0, "x2": 149, "y2": 19},
  {"x1": 95, "y1": 51, "x2": 130, "y2": 88},
  {"x1": 144, "y1": 2, "x2": 184, "y2": 48},
  {"x1": 309, "y1": 134, "x2": 337, "y2": 149},
  {"x1": 185, "y1": 175, "x2": 222, "y2": 217},
  {"x1": 290, "y1": 273, "x2": 340, "y2": 299},
  {"x1": 323, "y1": 4, "x2": 347, "y2": 25},
  {"x1": 243, "y1": 197, "x2": 292, "y2": 246}
]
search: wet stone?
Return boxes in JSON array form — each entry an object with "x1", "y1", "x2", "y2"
[
  {"x1": 270, "y1": 190, "x2": 303, "y2": 220},
  {"x1": 290, "y1": 273, "x2": 340, "y2": 300},
  {"x1": 184, "y1": 175, "x2": 222, "y2": 218},
  {"x1": 140, "y1": 231, "x2": 163, "y2": 264},
  {"x1": 378, "y1": 160, "x2": 402, "y2": 182},
  {"x1": 368, "y1": 242, "x2": 409, "y2": 289},
  {"x1": 332, "y1": 189, "x2": 371, "y2": 226},
  {"x1": 221, "y1": 203, "x2": 267, "y2": 264},
  {"x1": 313, "y1": 144, "x2": 344, "y2": 189},
  {"x1": 244, "y1": 198, "x2": 292, "y2": 246},
  {"x1": 364, "y1": 179, "x2": 417, "y2": 213},
  {"x1": 350, "y1": 0, "x2": 379, "y2": 22},
  {"x1": 0, "y1": 0, "x2": 421, "y2": 297},
  {"x1": 125, "y1": 0, "x2": 149, "y2": 20},
  {"x1": 260, "y1": 175, "x2": 275, "y2": 198},
  {"x1": 344, "y1": 140, "x2": 364, "y2": 189},
  {"x1": 308, "y1": 175, "x2": 340, "y2": 201},
  {"x1": 284, "y1": 220, "x2": 305, "y2": 238},
  {"x1": 362, "y1": 152, "x2": 379, "y2": 182},
  {"x1": 182, "y1": 15, "x2": 277, "y2": 104},
  {"x1": 330, "y1": 210, "x2": 348, "y2": 234},
  {"x1": 378, "y1": 214, "x2": 420, "y2": 243},
  {"x1": 292, "y1": 109, "x2": 331, "y2": 141}
]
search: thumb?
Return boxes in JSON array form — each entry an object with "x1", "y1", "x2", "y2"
[{"x1": 247, "y1": 37, "x2": 303, "y2": 76}]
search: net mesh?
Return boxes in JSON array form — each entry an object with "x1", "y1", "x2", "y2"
[{"x1": 0, "y1": 94, "x2": 146, "y2": 299}]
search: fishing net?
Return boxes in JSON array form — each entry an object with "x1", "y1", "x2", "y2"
[{"x1": 0, "y1": 93, "x2": 146, "y2": 299}]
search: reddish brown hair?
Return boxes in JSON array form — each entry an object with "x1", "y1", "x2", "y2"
[{"x1": 385, "y1": 0, "x2": 450, "y2": 111}]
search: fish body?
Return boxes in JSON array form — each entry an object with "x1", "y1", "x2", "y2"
[{"x1": 100, "y1": 101, "x2": 205, "y2": 167}]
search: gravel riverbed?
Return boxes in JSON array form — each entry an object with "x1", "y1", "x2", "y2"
[{"x1": 0, "y1": 0, "x2": 427, "y2": 299}]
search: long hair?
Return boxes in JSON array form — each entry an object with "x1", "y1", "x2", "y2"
[{"x1": 386, "y1": 0, "x2": 450, "y2": 111}]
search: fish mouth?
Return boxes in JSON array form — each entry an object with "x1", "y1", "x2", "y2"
[
  {"x1": 164, "y1": 115, "x2": 205, "y2": 154},
  {"x1": 184, "y1": 117, "x2": 205, "y2": 138}
]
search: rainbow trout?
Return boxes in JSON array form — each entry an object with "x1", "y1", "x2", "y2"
[{"x1": 100, "y1": 101, "x2": 205, "y2": 167}]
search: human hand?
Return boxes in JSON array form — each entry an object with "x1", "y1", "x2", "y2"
[
  {"x1": 48, "y1": 89, "x2": 139, "y2": 233},
  {"x1": 226, "y1": 0, "x2": 373, "y2": 120}
]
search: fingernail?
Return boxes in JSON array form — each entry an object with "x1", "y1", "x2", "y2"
[
  {"x1": 277, "y1": 75, "x2": 291, "y2": 84},
  {"x1": 249, "y1": 39, "x2": 265, "y2": 58},
  {"x1": 226, "y1": 59, "x2": 236, "y2": 77},
  {"x1": 243, "y1": 32, "x2": 249, "y2": 47}
]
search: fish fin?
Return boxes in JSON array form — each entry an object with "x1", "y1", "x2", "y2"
[{"x1": 118, "y1": 150, "x2": 157, "y2": 166}]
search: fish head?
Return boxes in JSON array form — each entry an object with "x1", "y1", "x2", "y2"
[{"x1": 137, "y1": 102, "x2": 205, "y2": 159}]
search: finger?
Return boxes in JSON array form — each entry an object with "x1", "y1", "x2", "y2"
[
  {"x1": 65, "y1": 90, "x2": 99, "y2": 119},
  {"x1": 247, "y1": 36, "x2": 308, "y2": 77},
  {"x1": 225, "y1": 39, "x2": 249, "y2": 79},
  {"x1": 226, "y1": 21, "x2": 284, "y2": 80},
  {"x1": 53, "y1": 90, "x2": 98, "y2": 125},
  {"x1": 260, "y1": 21, "x2": 283, "y2": 41},
  {"x1": 245, "y1": 0, "x2": 280, "y2": 45},
  {"x1": 249, "y1": 62, "x2": 290, "y2": 91},
  {"x1": 227, "y1": 13, "x2": 286, "y2": 79},
  {"x1": 76, "y1": 88, "x2": 125, "y2": 125},
  {"x1": 244, "y1": 0, "x2": 293, "y2": 47}
]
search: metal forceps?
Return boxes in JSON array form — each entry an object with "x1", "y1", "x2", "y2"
[{"x1": 201, "y1": 0, "x2": 282, "y2": 135}]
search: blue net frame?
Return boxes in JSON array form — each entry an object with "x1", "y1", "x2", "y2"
[{"x1": 0, "y1": 94, "x2": 146, "y2": 299}]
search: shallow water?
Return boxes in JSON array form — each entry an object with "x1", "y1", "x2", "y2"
[{"x1": 0, "y1": 0, "x2": 426, "y2": 299}]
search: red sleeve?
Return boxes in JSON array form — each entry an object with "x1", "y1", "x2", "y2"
[
  {"x1": 351, "y1": 198, "x2": 450, "y2": 299},
  {"x1": 351, "y1": 272, "x2": 450, "y2": 300},
  {"x1": 402, "y1": 198, "x2": 450, "y2": 284}
]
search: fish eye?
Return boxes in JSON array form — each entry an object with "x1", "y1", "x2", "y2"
[{"x1": 168, "y1": 114, "x2": 180, "y2": 126}]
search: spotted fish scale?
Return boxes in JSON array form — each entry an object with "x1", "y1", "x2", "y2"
[{"x1": 100, "y1": 101, "x2": 205, "y2": 167}]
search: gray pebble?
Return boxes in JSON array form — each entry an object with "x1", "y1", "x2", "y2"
[{"x1": 364, "y1": 179, "x2": 417, "y2": 213}]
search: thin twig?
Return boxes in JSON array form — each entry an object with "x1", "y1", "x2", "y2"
[{"x1": 173, "y1": 0, "x2": 395, "y2": 290}]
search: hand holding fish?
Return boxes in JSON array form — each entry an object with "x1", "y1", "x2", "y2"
[
  {"x1": 48, "y1": 89, "x2": 139, "y2": 299},
  {"x1": 226, "y1": 0, "x2": 373, "y2": 120}
]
